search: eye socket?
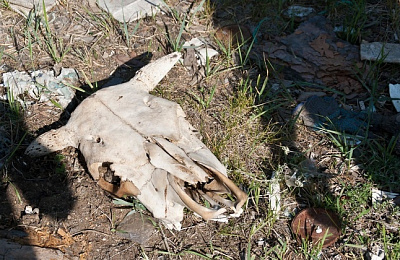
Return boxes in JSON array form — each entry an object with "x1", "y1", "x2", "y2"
[{"x1": 95, "y1": 137, "x2": 104, "y2": 144}]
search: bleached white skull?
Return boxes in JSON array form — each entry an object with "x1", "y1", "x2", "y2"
[{"x1": 25, "y1": 52, "x2": 247, "y2": 230}]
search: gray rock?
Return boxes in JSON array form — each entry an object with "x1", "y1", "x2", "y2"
[
  {"x1": 361, "y1": 41, "x2": 400, "y2": 64},
  {"x1": 7, "y1": 0, "x2": 57, "y2": 16},
  {"x1": 116, "y1": 213, "x2": 157, "y2": 245},
  {"x1": 282, "y1": 5, "x2": 315, "y2": 22},
  {"x1": 97, "y1": 0, "x2": 166, "y2": 23}
]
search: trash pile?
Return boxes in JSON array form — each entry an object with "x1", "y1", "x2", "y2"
[{"x1": 1, "y1": 68, "x2": 78, "y2": 109}]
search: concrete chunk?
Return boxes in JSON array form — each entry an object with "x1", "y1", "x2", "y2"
[
  {"x1": 360, "y1": 41, "x2": 400, "y2": 64},
  {"x1": 97, "y1": 0, "x2": 166, "y2": 23},
  {"x1": 7, "y1": 0, "x2": 57, "y2": 16}
]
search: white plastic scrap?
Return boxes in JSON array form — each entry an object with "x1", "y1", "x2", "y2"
[
  {"x1": 183, "y1": 38, "x2": 219, "y2": 66},
  {"x1": 371, "y1": 188, "x2": 399, "y2": 205},
  {"x1": 25, "y1": 53, "x2": 247, "y2": 230},
  {"x1": 366, "y1": 246, "x2": 385, "y2": 260},
  {"x1": 389, "y1": 84, "x2": 400, "y2": 112},
  {"x1": 24, "y1": 205, "x2": 39, "y2": 214},
  {"x1": 284, "y1": 171, "x2": 304, "y2": 188},
  {"x1": 2, "y1": 68, "x2": 78, "y2": 109},
  {"x1": 269, "y1": 172, "x2": 281, "y2": 216}
]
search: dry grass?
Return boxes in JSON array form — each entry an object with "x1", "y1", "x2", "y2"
[{"x1": 1, "y1": 0, "x2": 400, "y2": 259}]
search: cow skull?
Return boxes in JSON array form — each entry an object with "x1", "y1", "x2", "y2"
[{"x1": 25, "y1": 52, "x2": 247, "y2": 230}]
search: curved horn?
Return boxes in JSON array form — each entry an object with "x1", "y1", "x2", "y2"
[
  {"x1": 198, "y1": 163, "x2": 248, "y2": 215},
  {"x1": 167, "y1": 173, "x2": 227, "y2": 220}
]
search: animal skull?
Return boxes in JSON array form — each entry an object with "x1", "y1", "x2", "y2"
[{"x1": 25, "y1": 52, "x2": 247, "y2": 230}]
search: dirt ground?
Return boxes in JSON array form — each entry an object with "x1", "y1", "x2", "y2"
[{"x1": 1, "y1": 0, "x2": 400, "y2": 259}]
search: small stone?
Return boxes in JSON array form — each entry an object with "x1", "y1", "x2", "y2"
[
  {"x1": 116, "y1": 212, "x2": 157, "y2": 245},
  {"x1": 24, "y1": 206, "x2": 33, "y2": 214},
  {"x1": 282, "y1": 5, "x2": 315, "y2": 22},
  {"x1": 315, "y1": 226, "x2": 322, "y2": 234}
]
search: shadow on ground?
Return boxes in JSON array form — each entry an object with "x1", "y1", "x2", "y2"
[{"x1": 0, "y1": 52, "x2": 152, "y2": 259}]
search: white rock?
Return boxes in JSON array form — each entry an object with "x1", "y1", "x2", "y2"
[
  {"x1": 7, "y1": 0, "x2": 57, "y2": 16},
  {"x1": 24, "y1": 205, "x2": 33, "y2": 214},
  {"x1": 361, "y1": 41, "x2": 400, "y2": 64},
  {"x1": 97, "y1": 0, "x2": 166, "y2": 23}
]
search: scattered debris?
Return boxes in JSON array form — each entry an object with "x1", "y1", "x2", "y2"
[
  {"x1": 2, "y1": 68, "x2": 78, "y2": 109},
  {"x1": 280, "y1": 163, "x2": 304, "y2": 188},
  {"x1": 284, "y1": 171, "x2": 304, "y2": 188},
  {"x1": 282, "y1": 5, "x2": 315, "y2": 22},
  {"x1": 371, "y1": 188, "x2": 399, "y2": 205},
  {"x1": 183, "y1": 38, "x2": 219, "y2": 66},
  {"x1": 389, "y1": 84, "x2": 400, "y2": 112},
  {"x1": 291, "y1": 208, "x2": 341, "y2": 248},
  {"x1": 262, "y1": 15, "x2": 362, "y2": 94},
  {"x1": 25, "y1": 53, "x2": 247, "y2": 230},
  {"x1": 7, "y1": 0, "x2": 57, "y2": 16},
  {"x1": 269, "y1": 171, "x2": 281, "y2": 216},
  {"x1": 97, "y1": 0, "x2": 166, "y2": 23},
  {"x1": 24, "y1": 205, "x2": 39, "y2": 215},
  {"x1": 365, "y1": 244, "x2": 385, "y2": 260},
  {"x1": 360, "y1": 41, "x2": 400, "y2": 64}
]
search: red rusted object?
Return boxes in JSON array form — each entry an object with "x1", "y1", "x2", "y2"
[
  {"x1": 291, "y1": 208, "x2": 341, "y2": 248},
  {"x1": 215, "y1": 25, "x2": 252, "y2": 47}
]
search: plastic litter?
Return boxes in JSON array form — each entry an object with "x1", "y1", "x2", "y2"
[
  {"x1": 269, "y1": 171, "x2": 281, "y2": 216},
  {"x1": 1, "y1": 68, "x2": 78, "y2": 109},
  {"x1": 183, "y1": 38, "x2": 219, "y2": 66},
  {"x1": 294, "y1": 95, "x2": 368, "y2": 134},
  {"x1": 371, "y1": 188, "x2": 399, "y2": 205},
  {"x1": 389, "y1": 83, "x2": 400, "y2": 112}
]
